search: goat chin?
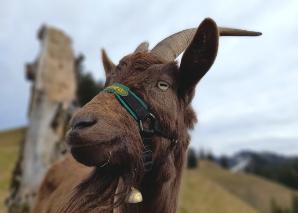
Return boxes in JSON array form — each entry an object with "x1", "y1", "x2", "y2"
[{"x1": 70, "y1": 144, "x2": 110, "y2": 167}]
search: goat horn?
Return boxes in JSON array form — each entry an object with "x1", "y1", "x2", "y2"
[{"x1": 151, "y1": 25, "x2": 262, "y2": 62}]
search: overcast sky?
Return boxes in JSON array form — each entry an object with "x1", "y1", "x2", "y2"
[{"x1": 1, "y1": 0, "x2": 297, "y2": 156}]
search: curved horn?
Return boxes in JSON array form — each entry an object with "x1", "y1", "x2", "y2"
[
  {"x1": 151, "y1": 20, "x2": 262, "y2": 61},
  {"x1": 218, "y1": 27, "x2": 262, "y2": 36}
]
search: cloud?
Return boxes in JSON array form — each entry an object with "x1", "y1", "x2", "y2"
[{"x1": 0, "y1": 0, "x2": 297, "y2": 155}]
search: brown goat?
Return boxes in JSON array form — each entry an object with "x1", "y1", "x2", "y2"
[{"x1": 34, "y1": 18, "x2": 261, "y2": 213}]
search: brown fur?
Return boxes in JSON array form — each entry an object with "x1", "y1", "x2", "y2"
[{"x1": 34, "y1": 19, "x2": 220, "y2": 213}]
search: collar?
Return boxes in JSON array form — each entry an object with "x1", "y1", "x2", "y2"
[{"x1": 103, "y1": 83, "x2": 177, "y2": 172}]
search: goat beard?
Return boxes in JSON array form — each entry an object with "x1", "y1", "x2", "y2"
[{"x1": 61, "y1": 155, "x2": 144, "y2": 212}]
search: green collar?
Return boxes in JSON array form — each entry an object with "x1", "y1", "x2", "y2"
[
  {"x1": 103, "y1": 83, "x2": 148, "y2": 121},
  {"x1": 102, "y1": 82, "x2": 178, "y2": 172}
]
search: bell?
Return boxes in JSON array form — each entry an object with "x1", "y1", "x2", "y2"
[{"x1": 126, "y1": 187, "x2": 143, "y2": 203}]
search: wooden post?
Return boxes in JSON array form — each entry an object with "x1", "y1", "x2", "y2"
[{"x1": 7, "y1": 26, "x2": 76, "y2": 212}]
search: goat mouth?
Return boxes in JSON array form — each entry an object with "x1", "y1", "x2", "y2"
[
  {"x1": 70, "y1": 143, "x2": 113, "y2": 167},
  {"x1": 66, "y1": 130, "x2": 116, "y2": 149},
  {"x1": 68, "y1": 141, "x2": 107, "y2": 149}
]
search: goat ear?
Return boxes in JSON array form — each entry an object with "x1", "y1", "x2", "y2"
[
  {"x1": 178, "y1": 18, "x2": 219, "y2": 103},
  {"x1": 101, "y1": 49, "x2": 116, "y2": 79},
  {"x1": 134, "y1": 41, "x2": 149, "y2": 53}
]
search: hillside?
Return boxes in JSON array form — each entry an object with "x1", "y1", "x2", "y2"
[
  {"x1": 179, "y1": 169, "x2": 257, "y2": 213},
  {"x1": 0, "y1": 127, "x2": 25, "y2": 211},
  {"x1": 197, "y1": 161, "x2": 296, "y2": 213},
  {"x1": 0, "y1": 127, "x2": 296, "y2": 213}
]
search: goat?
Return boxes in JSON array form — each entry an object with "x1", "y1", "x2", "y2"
[{"x1": 34, "y1": 18, "x2": 261, "y2": 213}]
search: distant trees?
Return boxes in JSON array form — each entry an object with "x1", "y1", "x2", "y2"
[
  {"x1": 219, "y1": 155, "x2": 229, "y2": 169},
  {"x1": 198, "y1": 149, "x2": 215, "y2": 163},
  {"x1": 206, "y1": 152, "x2": 215, "y2": 162},
  {"x1": 198, "y1": 149, "x2": 207, "y2": 160},
  {"x1": 75, "y1": 54, "x2": 104, "y2": 106},
  {"x1": 187, "y1": 148, "x2": 198, "y2": 169},
  {"x1": 246, "y1": 156, "x2": 298, "y2": 190}
]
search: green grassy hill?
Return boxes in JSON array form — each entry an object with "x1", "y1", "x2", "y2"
[
  {"x1": 183, "y1": 161, "x2": 297, "y2": 213},
  {"x1": 0, "y1": 127, "x2": 25, "y2": 211},
  {"x1": 0, "y1": 127, "x2": 296, "y2": 213},
  {"x1": 179, "y1": 169, "x2": 258, "y2": 213}
]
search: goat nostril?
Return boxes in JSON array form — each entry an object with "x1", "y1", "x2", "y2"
[{"x1": 72, "y1": 114, "x2": 97, "y2": 130}]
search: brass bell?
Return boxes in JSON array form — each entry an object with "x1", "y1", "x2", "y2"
[{"x1": 126, "y1": 187, "x2": 143, "y2": 203}]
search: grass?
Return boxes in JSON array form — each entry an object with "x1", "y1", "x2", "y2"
[
  {"x1": 0, "y1": 127, "x2": 25, "y2": 212},
  {"x1": 178, "y1": 169, "x2": 257, "y2": 213},
  {"x1": 0, "y1": 127, "x2": 296, "y2": 213},
  {"x1": 197, "y1": 161, "x2": 296, "y2": 213}
]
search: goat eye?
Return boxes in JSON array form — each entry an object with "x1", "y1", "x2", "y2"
[{"x1": 157, "y1": 81, "x2": 169, "y2": 91}]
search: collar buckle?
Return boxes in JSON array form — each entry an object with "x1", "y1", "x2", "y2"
[{"x1": 139, "y1": 113, "x2": 156, "y2": 138}]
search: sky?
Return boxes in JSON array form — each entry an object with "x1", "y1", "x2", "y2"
[{"x1": 0, "y1": 0, "x2": 297, "y2": 156}]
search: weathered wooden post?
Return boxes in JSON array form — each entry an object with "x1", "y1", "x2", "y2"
[{"x1": 7, "y1": 26, "x2": 76, "y2": 212}]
